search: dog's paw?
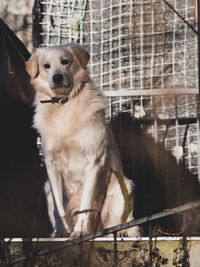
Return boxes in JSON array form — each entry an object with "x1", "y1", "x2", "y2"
[
  {"x1": 116, "y1": 230, "x2": 128, "y2": 237},
  {"x1": 51, "y1": 231, "x2": 62, "y2": 238},
  {"x1": 69, "y1": 231, "x2": 83, "y2": 239},
  {"x1": 51, "y1": 231, "x2": 70, "y2": 238}
]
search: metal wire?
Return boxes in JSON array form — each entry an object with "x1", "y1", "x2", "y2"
[{"x1": 34, "y1": 0, "x2": 199, "y2": 188}]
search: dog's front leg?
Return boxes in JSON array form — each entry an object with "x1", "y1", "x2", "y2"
[
  {"x1": 45, "y1": 160, "x2": 69, "y2": 235},
  {"x1": 70, "y1": 163, "x2": 100, "y2": 238}
]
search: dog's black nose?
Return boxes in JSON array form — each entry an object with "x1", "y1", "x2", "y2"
[{"x1": 53, "y1": 74, "x2": 63, "y2": 85}]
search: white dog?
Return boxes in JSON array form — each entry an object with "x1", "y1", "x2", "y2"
[{"x1": 26, "y1": 43, "x2": 139, "y2": 238}]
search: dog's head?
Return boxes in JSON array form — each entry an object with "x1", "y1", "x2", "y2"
[{"x1": 26, "y1": 43, "x2": 90, "y2": 97}]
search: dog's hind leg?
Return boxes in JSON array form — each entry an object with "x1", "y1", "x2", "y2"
[{"x1": 101, "y1": 173, "x2": 140, "y2": 237}]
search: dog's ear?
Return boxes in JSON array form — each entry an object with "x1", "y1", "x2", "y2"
[
  {"x1": 26, "y1": 49, "x2": 40, "y2": 78},
  {"x1": 68, "y1": 43, "x2": 90, "y2": 70}
]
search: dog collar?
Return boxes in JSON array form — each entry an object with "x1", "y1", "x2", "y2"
[
  {"x1": 40, "y1": 79, "x2": 89, "y2": 105},
  {"x1": 40, "y1": 96, "x2": 69, "y2": 104}
]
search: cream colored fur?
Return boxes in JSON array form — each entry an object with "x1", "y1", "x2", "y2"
[{"x1": 26, "y1": 43, "x2": 140, "y2": 237}]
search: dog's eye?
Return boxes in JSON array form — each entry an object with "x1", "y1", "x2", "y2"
[
  {"x1": 61, "y1": 59, "x2": 69, "y2": 65},
  {"x1": 44, "y1": 63, "x2": 50, "y2": 69}
]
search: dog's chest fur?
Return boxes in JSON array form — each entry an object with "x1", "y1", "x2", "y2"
[{"x1": 34, "y1": 84, "x2": 109, "y2": 192}]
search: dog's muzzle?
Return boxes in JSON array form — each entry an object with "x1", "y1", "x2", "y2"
[
  {"x1": 52, "y1": 73, "x2": 71, "y2": 89},
  {"x1": 53, "y1": 74, "x2": 63, "y2": 86}
]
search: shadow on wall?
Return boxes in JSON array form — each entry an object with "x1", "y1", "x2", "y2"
[{"x1": 110, "y1": 112, "x2": 200, "y2": 236}]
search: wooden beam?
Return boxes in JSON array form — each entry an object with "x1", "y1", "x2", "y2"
[{"x1": 103, "y1": 88, "x2": 198, "y2": 97}]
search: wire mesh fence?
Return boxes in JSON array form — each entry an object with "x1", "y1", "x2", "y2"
[
  {"x1": 37, "y1": 0, "x2": 198, "y2": 90},
  {"x1": 33, "y1": 0, "x2": 200, "y2": 227}
]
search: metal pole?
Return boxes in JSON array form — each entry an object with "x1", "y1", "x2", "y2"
[
  {"x1": 149, "y1": 224, "x2": 153, "y2": 266},
  {"x1": 113, "y1": 232, "x2": 118, "y2": 267}
]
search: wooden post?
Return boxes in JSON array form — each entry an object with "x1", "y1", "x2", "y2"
[
  {"x1": 197, "y1": 0, "x2": 200, "y2": 96},
  {"x1": 195, "y1": 0, "x2": 200, "y2": 182},
  {"x1": 195, "y1": 0, "x2": 198, "y2": 23}
]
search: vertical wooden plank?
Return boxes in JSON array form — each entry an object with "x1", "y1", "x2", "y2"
[{"x1": 195, "y1": 0, "x2": 198, "y2": 23}]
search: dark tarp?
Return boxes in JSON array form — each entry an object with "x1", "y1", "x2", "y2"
[
  {"x1": 0, "y1": 18, "x2": 34, "y2": 104},
  {"x1": 0, "y1": 19, "x2": 51, "y2": 237}
]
